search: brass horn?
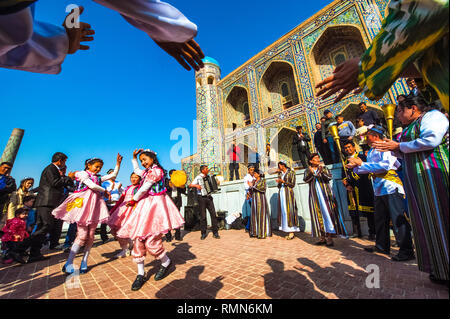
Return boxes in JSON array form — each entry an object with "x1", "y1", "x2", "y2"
[
  {"x1": 328, "y1": 124, "x2": 349, "y2": 179},
  {"x1": 382, "y1": 104, "x2": 397, "y2": 140}
]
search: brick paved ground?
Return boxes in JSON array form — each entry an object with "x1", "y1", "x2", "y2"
[{"x1": 0, "y1": 230, "x2": 448, "y2": 299}]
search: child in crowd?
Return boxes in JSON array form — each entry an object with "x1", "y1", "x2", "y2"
[
  {"x1": 108, "y1": 173, "x2": 141, "y2": 259},
  {"x1": 22, "y1": 195, "x2": 37, "y2": 234},
  {"x1": 117, "y1": 149, "x2": 184, "y2": 291},
  {"x1": 1, "y1": 208, "x2": 29, "y2": 264},
  {"x1": 52, "y1": 154, "x2": 123, "y2": 274}
]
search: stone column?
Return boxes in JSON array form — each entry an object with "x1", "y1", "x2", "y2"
[{"x1": 1, "y1": 128, "x2": 25, "y2": 166}]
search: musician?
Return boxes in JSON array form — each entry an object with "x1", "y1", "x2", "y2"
[
  {"x1": 164, "y1": 170, "x2": 186, "y2": 242},
  {"x1": 341, "y1": 140, "x2": 376, "y2": 240},
  {"x1": 188, "y1": 165, "x2": 220, "y2": 240}
]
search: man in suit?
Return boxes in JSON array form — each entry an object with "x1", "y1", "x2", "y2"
[
  {"x1": 165, "y1": 169, "x2": 186, "y2": 242},
  {"x1": 292, "y1": 126, "x2": 311, "y2": 168},
  {"x1": 313, "y1": 123, "x2": 331, "y2": 165},
  {"x1": 10, "y1": 152, "x2": 75, "y2": 264}
]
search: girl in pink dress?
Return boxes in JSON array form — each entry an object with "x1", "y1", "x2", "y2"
[
  {"x1": 108, "y1": 172, "x2": 141, "y2": 259},
  {"x1": 53, "y1": 154, "x2": 123, "y2": 275},
  {"x1": 117, "y1": 149, "x2": 184, "y2": 291}
]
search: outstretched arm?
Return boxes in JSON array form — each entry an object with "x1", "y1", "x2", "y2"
[
  {"x1": 101, "y1": 154, "x2": 123, "y2": 182},
  {"x1": 0, "y1": 6, "x2": 94, "y2": 74},
  {"x1": 93, "y1": 0, "x2": 204, "y2": 71}
]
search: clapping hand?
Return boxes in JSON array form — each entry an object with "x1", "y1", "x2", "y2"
[
  {"x1": 373, "y1": 139, "x2": 400, "y2": 152},
  {"x1": 156, "y1": 39, "x2": 205, "y2": 71},
  {"x1": 346, "y1": 157, "x2": 362, "y2": 169},
  {"x1": 63, "y1": 6, "x2": 95, "y2": 54}
]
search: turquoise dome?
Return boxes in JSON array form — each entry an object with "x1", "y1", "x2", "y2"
[{"x1": 202, "y1": 56, "x2": 220, "y2": 68}]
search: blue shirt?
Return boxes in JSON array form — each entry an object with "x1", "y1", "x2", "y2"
[{"x1": 338, "y1": 121, "x2": 356, "y2": 137}]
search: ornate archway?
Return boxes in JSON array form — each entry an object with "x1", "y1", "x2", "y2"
[
  {"x1": 224, "y1": 86, "x2": 251, "y2": 131},
  {"x1": 259, "y1": 61, "x2": 300, "y2": 118},
  {"x1": 311, "y1": 25, "x2": 366, "y2": 93}
]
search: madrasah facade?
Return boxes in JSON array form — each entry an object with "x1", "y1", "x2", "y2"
[{"x1": 181, "y1": 0, "x2": 408, "y2": 182}]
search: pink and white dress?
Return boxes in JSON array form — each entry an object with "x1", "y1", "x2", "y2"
[
  {"x1": 108, "y1": 184, "x2": 139, "y2": 233},
  {"x1": 52, "y1": 167, "x2": 119, "y2": 226},
  {"x1": 117, "y1": 162, "x2": 185, "y2": 240}
]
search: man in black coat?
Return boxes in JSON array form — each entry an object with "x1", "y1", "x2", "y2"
[
  {"x1": 11, "y1": 152, "x2": 75, "y2": 263},
  {"x1": 341, "y1": 141, "x2": 376, "y2": 240},
  {"x1": 164, "y1": 170, "x2": 186, "y2": 242},
  {"x1": 292, "y1": 126, "x2": 311, "y2": 168},
  {"x1": 0, "y1": 162, "x2": 16, "y2": 227},
  {"x1": 313, "y1": 123, "x2": 332, "y2": 165}
]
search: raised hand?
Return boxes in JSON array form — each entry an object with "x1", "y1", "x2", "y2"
[
  {"x1": 133, "y1": 149, "x2": 143, "y2": 159},
  {"x1": 156, "y1": 39, "x2": 205, "y2": 71},
  {"x1": 316, "y1": 58, "x2": 362, "y2": 103},
  {"x1": 116, "y1": 153, "x2": 123, "y2": 165},
  {"x1": 63, "y1": 6, "x2": 95, "y2": 54}
]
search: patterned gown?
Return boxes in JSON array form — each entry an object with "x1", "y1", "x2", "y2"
[
  {"x1": 304, "y1": 166, "x2": 347, "y2": 238},
  {"x1": 250, "y1": 178, "x2": 272, "y2": 239},
  {"x1": 357, "y1": 0, "x2": 449, "y2": 111},
  {"x1": 277, "y1": 169, "x2": 299, "y2": 233},
  {"x1": 400, "y1": 110, "x2": 449, "y2": 280}
]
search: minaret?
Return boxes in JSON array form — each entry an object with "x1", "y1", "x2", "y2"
[
  {"x1": 195, "y1": 57, "x2": 222, "y2": 175},
  {"x1": 0, "y1": 128, "x2": 25, "y2": 168}
]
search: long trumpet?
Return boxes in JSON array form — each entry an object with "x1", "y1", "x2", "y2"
[
  {"x1": 382, "y1": 104, "x2": 396, "y2": 140},
  {"x1": 328, "y1": 124, "x2": 356, "y2": 207},
  {"x1": 328, "y1": 124, "x2": 348, "y2": 178}
]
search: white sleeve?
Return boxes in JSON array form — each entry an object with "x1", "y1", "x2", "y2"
[
  {"x1": 190, "y1": 176, "x2": 200, "y2": 186},
  {"x1": 93, "y1": 0, "x2": 197, "y2": 43},
  {"x1": 133, "y1": 181, "x2": 153, "y2": 201},
  {"x1": 76, "y1": 171, "x2": 106, "y2": 193},
  {"x1": 101, "y1": 165, "x2": 120, "y2": 182},
  {"x1": 0, "y1": 7, "x2": 68, "y2": 74},
  {"x1": 354, "y1": 151, "x2": 397, "y2": 175},
  {"x1": 399, "y1": 111, "x2": 449, "y2": 154},
  {"x1": 132, "y1": 158, "x2": 144, "y2": 176}
]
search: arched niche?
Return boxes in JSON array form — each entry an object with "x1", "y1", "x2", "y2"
[
  {"x1": 269, "y1": 127, "x2": 299, "y2": 168},
  {"x1": 259, "y1": 61, "x2": 300, "y2": 118},
  {"x1": 337, "y1": 102, "x2": 383, "y2": 124},
  {"x1": 311, "y1": 25, "x2": 366, "y2": 94},
  {"x1": 224, "y1": 86, "x2": 251, "y2": 130}
]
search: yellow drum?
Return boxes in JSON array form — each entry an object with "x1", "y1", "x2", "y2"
[{"x1": 171, "y1": 170, "x2": 187, "y2": 188}]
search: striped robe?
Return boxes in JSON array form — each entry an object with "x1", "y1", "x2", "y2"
[
  {"x1": 277, "y1": 169, "x2": 298, "y2": 229},
  {"x1": 304, "y1": 166, "x2": 346, "y2": 237},
  {"x1": 250, "y1": 178, "x2": 272, "y2": 239},
  {"x1": 400, "y1": 111, "x2": 449, "y2": 280},
  {"x1": 357, "y1": 0, "x2": 449, "y2": 111}
]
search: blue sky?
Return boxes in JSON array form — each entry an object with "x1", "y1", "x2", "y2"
[{"x1": 0, "y1": 0, "x2": 331, "y2": 185}]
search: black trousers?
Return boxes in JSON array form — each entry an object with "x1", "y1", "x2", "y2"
[
  {"x1": 100, "y1": 223, "x2": 109, "y2": 241},
  {"x1": 198, "y1": 195, "x2": 218, "y2": 235},
  {"x1": 229, "y1": 162, "x2": 240, "y2": 181},
  {"x1": 296, "y1": 147, "x2": 310, "y2": 168},
  {"x1": 374, "y1": 192, "x2": 414, "y2": 257},
  {"x1": 49, "y1": 219, "x2": 64, "y2": 248},
  {"x1": 166, "y1": 201, "x2": 182, "y2": 240},
  {"x1": 349, "y1": 211, "x2": 376, "y2": 236},
  {"x1": 15, "y1": 206, "x2": 55, "y2": 257}
]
